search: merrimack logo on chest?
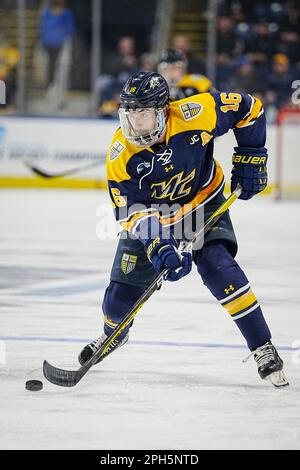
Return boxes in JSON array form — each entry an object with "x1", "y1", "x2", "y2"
[{"x1": 150, "y1": 169, "x2": 196, "y2": 201}]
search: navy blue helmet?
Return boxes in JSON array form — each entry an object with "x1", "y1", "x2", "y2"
[
  {"x1": 119, "y1": 71, "x2": 169, "y2": 109},
  {"x1": 119, "y1": 72, "x2": 170, "y2": 147}
]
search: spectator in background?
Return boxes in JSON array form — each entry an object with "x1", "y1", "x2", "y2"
[
  {"x1": 244, "y1": 20, "x2": 276, "y2": 65},
  {"x1": 265, "y1": 54, "x2": 297, "y2": 109},
  {"x1": 96, "y1": 36, "x2": 138, "y2": 119},
  {"x1": 229, "y1": 57, "x2": 260, "y2": 95},
  {"x1": 217, "y1": 16, "x2": 240, "y2": 58},
  {"x1": 277, "y1": 30, "x2": 300, "y2": 65},
  {"x1": 0, "y1": 28, "x2": 19, "y2": 113},
  {"x1": 229, "y1": 1, "x2": 246, "y2": 23},
  {"x1": 171, "y1": 34, "x2": 200, "y2": 73},
  {"x1": 108, "y1": 36, "x2": 138, "y2": 86},
  {"x1": 40, "y1": 0, "x2": 75, "y2": 85}
]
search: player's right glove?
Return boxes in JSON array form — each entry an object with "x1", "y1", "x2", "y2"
[
  {"x1": 145, "y1": 234, "x2": 192, "y2": 282},
  {"x1": 231, "y1": 146, "x2": 268, "y2": 200}
]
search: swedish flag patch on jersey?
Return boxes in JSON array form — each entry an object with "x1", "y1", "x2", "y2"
[
  {"x1": 180, "y1": 102, "x2": 203, "y2": 121},
  {"x1": 110, "y1": 140, "x2": 125, "y2": 161},
  {"x1": 121, "y1": 253, "x2": 138, "y2": 274}
]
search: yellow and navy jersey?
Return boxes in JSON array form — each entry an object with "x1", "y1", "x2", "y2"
[
  {"x1": 170, "y1": 74, "x2": 212, "y2": 101},
  {"x1": 106, "y1": 91, "x2": 265, "y2": 234}
]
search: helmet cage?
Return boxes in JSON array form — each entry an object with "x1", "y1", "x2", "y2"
[{"x1": 119, "y1": 107, "x2": 166, "y2": 147}]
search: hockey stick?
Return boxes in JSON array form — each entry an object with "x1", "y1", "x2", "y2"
[
  {"x1": 25, "y1": 160, "x2": 101, "y2": 179},
  {"x1": 43, "y1": 184, "x2": 242, "y2": 387}
]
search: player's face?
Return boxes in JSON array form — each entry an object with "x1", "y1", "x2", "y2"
[{"x1": 127, "y1": 108, "x2": 157, "y2": 134}]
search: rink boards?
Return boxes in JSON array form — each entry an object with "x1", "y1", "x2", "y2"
[{"x1": 0, "y1": 115, "x2": 298, "y2": 195}]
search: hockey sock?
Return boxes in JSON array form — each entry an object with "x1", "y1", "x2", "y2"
[
  {"x1": 102, "y1": 281, "x2": 144, "y2": 339},
  {"x1": 196, "y1": 241, "x2": 271, "y2": 350}
]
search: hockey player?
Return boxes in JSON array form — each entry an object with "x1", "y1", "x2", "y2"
[
  {"x1": 79, "y1": 71, "x2": 288, "y2": 387},
  {"x1": 157, "y1": 49, "x2": 212, "y2": 101}
]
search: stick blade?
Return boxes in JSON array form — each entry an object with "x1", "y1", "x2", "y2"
[
  {"x1": 43, "y1": 360, "x2": 81, "y2": 387},
  {"x1": 24, "y1": 161, "x2": 53, "y2": 178},
  {"x1": 30, "y1": 167, "x2": 53, "y2": 178}
]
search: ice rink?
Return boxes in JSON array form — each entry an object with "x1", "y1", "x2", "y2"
[{"x1": 1, "y1": 188, "x2": 300, "y2": 450}]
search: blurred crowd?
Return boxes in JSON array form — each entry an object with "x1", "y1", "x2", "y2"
[
  {"x1": 97, "y1": 1, "x2": 300, "y2": 120},
  {"x1": 0, "y1": 0, "x2": 75, "y2": 112},
  {"x1": 216, "y1": 0, "x2": 300, "y2": 118},
  {"x1": 95, "y1": 34, "x2": 206, "y2": 118},
  {"x1": 0, "y1": 0, "x2": 299, "y2": 119}
]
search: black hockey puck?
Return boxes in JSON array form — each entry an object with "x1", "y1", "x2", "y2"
[{"x1": 25, "y1": 380, "x2": 43, "y2": 391}]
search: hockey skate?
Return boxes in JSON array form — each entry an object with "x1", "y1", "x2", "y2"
[
  {"x1": 244, "y1": 341, "x2": 289, "y2": 388},
  {"x1": 78, "y1": 333, "x2": 129, "y2": 366}
]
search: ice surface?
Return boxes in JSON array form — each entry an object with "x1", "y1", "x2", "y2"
[{"x1": 0, "y1": 189, "x2": 300, "y2": 450}]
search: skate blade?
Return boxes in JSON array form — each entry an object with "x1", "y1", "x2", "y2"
[{"x1": 266, "y1": 370, "x2": 289, "y2": 388}]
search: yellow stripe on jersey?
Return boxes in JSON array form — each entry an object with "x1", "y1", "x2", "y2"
[
  {"x1": 121, "y1": 210, "x2": 160, "y2": 232},
  {"x1": 121, "y1": 161, "x2": 224, "y2": 232},
  {"x1": 178, "y1": 74, "x2": 212, "y2": 93},
  {"x1": 235, "y1": 97, "x2": 263, "y2": 129},
  {"x1": 222, "y1": 289, "x2": 257, "y2": 316},
  {"x1": 106, "y1": 128, "x2": 150, "y2": 183},
  {"x1": 166, "y1": 93, "x2": 217, "y2": 141}
]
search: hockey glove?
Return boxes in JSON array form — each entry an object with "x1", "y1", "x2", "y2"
[
  {"x1": 145, "y1": 234, "x2": 192, "y2": 282},
  {"x1": 231, "y1": 147, "x2": 268, "y2": 200}
]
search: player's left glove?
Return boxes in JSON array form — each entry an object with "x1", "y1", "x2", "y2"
[
  {"x1": 231, "y1": 147, "x2": 268, "y2": 200},
  {"x1": 145, "y1": 234, "x2": 192, "y2": 282}
]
